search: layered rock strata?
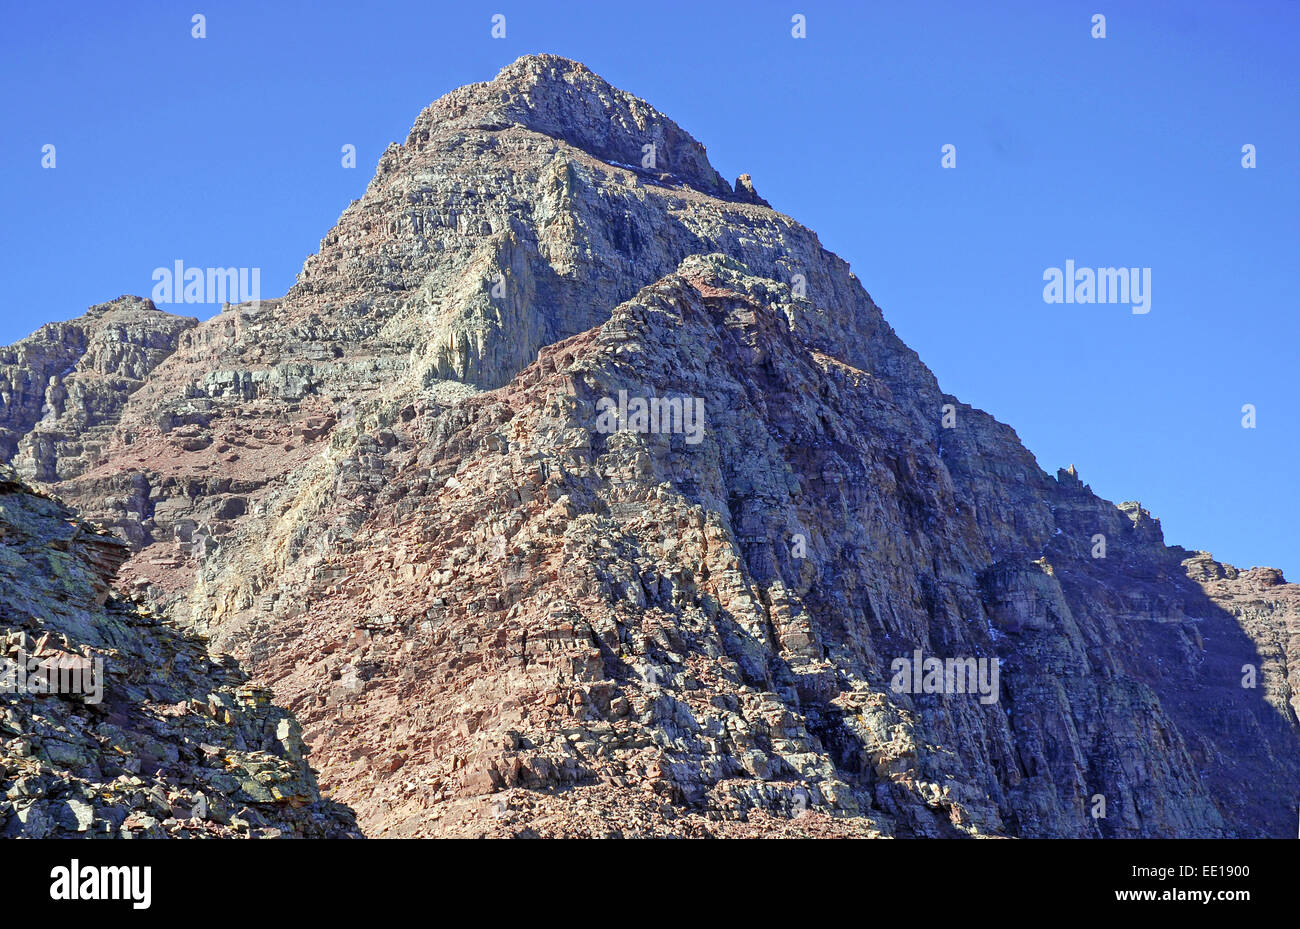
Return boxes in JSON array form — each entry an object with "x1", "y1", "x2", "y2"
[{"x1": 1, "y1": 55, "x2": 1295, "y2": 838}]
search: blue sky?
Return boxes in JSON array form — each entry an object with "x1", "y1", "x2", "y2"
[{"x1": 2, "y1": 0, "x2": 1296, "y2": 575}]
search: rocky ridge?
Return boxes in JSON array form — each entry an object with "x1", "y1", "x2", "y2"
[
  {"x1": 0, "y1": 296, "x2": 196, "y2": 483},
  {"x1": 2, "y1": 55, "x2": 1297, "y2": 838}
]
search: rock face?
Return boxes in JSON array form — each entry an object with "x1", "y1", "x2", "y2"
[
  {"x1": 0, "y1": 296, "x2": 196, "y2": 483},
  {"x1": 0, "y1": 466, "x2": 359, "y2": 837},
  {"x1": 1, "y1": 54, "x2": 1297, "y2": 838}
]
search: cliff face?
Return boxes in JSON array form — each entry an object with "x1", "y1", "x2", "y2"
[
  {"x1": 2, "y1": 55, "x2": 1296, "y2": 837},
  {"x1": 0, "y1": 296, "x2": 196, "y2": 483}
]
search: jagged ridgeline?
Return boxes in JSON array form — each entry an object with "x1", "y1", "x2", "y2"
[{"x1": 1, "y1": 55, "x2": 1297, "y2": 838}]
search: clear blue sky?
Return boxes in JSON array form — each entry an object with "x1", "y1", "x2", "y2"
[{"x1": 2, "y1": 1, "x2": 1296, "y2": 575}]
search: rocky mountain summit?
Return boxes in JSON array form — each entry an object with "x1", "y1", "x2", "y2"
[{"x1": 2, "y1": 54, "x2": 1297, "y2": 838}]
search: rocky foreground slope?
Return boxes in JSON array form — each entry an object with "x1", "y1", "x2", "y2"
[
  {"x1": 0, "y1": 466, "x2": 359, "y2": 837},
  {"x1": 2, "y1": 55, "x2": 1297, "y2": 837}
]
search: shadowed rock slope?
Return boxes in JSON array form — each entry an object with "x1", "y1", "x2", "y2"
[{"x1": 2, "y1": 55, "x2": 1297, "y2": 837}]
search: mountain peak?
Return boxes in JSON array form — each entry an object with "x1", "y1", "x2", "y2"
[
  {"x1": 406, "y1": 54, "x2": 734, "y2": 198},
  {"x1": 5, "y1": 55, "x2": 1299, "y2": 841}
]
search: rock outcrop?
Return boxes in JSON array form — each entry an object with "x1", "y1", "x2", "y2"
[
  {"x1": 0, "y1": 465, "x2": 359, "y2": 838},
  {"x1": 1, "y1": 55, "x2": 1296, "y2": 838},
  {"x1": 0, "y1": 297, "x2": 196, "y2": 484}
]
